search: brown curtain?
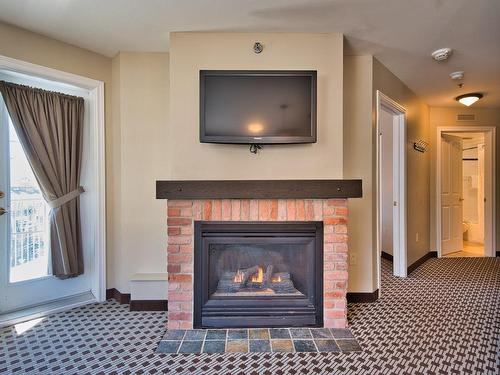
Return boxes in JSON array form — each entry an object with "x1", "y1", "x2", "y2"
[{"x1": 0, "y1": 80, "x2": 85, "y2": 279}]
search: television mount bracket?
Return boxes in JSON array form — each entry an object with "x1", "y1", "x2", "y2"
[{"x1": 249, "y1": 144, "x2": 262, "y2": 154}]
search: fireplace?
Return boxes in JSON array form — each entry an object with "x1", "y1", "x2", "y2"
[
  {"x1": 159, "y1": 186, "x2": 362, "y2": 330},
  {"x1": 194, "y1": 222, "x2": 323, "y2": 328}
]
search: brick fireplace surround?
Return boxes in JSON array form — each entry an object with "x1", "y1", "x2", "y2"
[{"x1": 166, "y1": 198, "x2": 349, "y2": 330}]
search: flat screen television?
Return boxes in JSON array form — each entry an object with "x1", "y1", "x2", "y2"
[{"x1": 200, "y1": 70, "x2": 317, "y2": 144}]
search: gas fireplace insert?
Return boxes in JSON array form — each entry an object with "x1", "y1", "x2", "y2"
[{"x1": 194, "y1": 222, "x2": 323, "y2": 328}]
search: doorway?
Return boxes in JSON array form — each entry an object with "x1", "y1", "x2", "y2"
[
  {"x1": 0, "y1": 55, "x2": 106, "y2": 326},
  {"x1": 376, "y1": 91, "x2": 407, "y2": 289},
  {"x1": 437, "y1": 127, "x2": 496, "y2": 258}
]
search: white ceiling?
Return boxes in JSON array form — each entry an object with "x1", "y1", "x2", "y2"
[{"x1": 0, "y1": 0, "x2": 499, "y2": 108}]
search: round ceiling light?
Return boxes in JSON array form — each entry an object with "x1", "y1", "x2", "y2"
[{"x1": 455, "y1": 93, "x2": 483, "y2": 107}]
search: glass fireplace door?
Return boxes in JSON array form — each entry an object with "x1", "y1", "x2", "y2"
[
  {"x1": 208, "y1": 238, "x2": 315, "y2": 300},
  {"x1": 194, "y1": 222, "x2": 323, "y2": 328}
]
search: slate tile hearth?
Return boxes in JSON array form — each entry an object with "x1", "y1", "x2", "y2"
[
  {"x1": 178, "y1": 340, "x2": 203, "y2": 354},
  {"x1": 226, "y1": 339, "x2": 248, "y2": 353},
  {"x1": 310, "y1": 327, "x2": 333, "y2": 338},
  {"x1": 271, "y1": 339, "x2": 294, "y2": 353},
  {"x1": 157, "y1": 340, "x2": 181, "y2": 353},
  {"x1": 293, "y1": 339, "x2": 317, "y2": 352},
  {"x1": 290, "y1": 327, "x2": 313, "y2": 339},
  {"x1": 156, "y1": 327, "x2": 362, "y2": 354},
  {"x1": 227, "y1": 329, "x2": 248, "y2": 340},
  {"x1": 269, "y1": 327, "x2": 291, "y2": 339},
  {"x1": 248, "y1": 328, "x2": 269, "y2": 340},
  {"x1": 315, "y1": 338, "x2": 341, "y2": 352},
  {"x1": 184, "y1": 329, "x2": 206, "y2": 340},
  {"x1": 202, "y1": 340, "x2": 225, "y2": 353},
  {"x1": 249, "y1": 339, "x2": 272, "y2": 353},
  {"x1": 331, "y1": 328, "x2": 356, "y2": 339},
  {"x1": 205, "y1": 329, "x2": 227, "y2": 340}
]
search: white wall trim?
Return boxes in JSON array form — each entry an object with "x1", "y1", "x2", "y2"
[
  {"x1": 0, "y1": 55, "x2": 103, "y2": 91},
  {"x1": 0, "y1": 54, "x2": 107, "y2": 304},
  {"x1": 436, "y1": 126, "x2": 496, "y2": 258},
  {"x1": 376, "y1": 90, "x2": 407, "y2": 296}
]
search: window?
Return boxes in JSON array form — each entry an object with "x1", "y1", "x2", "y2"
[{"x1": 8, "y1": 118, "x2": 50, "y2": 282}]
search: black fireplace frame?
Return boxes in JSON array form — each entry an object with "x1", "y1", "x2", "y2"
[{"x1": 194, "y1": 221, "x2": 324, "y2": 328}]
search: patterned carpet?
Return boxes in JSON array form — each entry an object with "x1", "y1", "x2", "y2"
[{"x1": 1, "y1": 257, "x2": 499, "y2": 374}]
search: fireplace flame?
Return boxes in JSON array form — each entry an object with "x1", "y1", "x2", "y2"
[
  {"x1": 233, "y1": 266, "x2": 278, "y2": 284},
  {"x1": 233, "y1": 269, "x2": 244, "y2": 283},
  {"x1": 250, "y1": 267, "x2": 264, "y2": 283}
]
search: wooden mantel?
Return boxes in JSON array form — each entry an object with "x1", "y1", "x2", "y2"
[{"x1": 156, "y1": 180, "x2": 362, "y2": 200}]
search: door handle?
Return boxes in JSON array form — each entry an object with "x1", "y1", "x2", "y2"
[
  {"x1": 0, "y1": 191, "x2": 4, "y2": 198},
  {"x1": 459, "y1": 198, "x2": 464, "y2": 202},
  {"x1": 0, "y1": 207, "x2": 7, "y2": 216}
]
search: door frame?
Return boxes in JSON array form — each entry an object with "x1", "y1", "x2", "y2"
[
  {"x1": 436, "y1": 126, "x2": 496, "y2": 257},
  {"x1": 0, "y1": 55, "x2": 106, "y2": 307},
  {"x1": 376, "y1": 90, "x2": 407, "y2": 291}
]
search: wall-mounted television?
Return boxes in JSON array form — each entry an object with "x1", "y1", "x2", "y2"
[{"x1": 200, "y1": 70, "x2": 317, "y2": 145}]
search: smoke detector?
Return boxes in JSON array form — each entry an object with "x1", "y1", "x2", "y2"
[
  {"x1": 431, "y1": 48, "x2": 453, "y2": 61},
  {"x1": 450, "y1": 71, "x2": 464, "y2": 80}
]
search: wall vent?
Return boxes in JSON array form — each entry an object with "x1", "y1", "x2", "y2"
[{"x1": 457, "y1": 114, "x2": 476, "y2": 121}]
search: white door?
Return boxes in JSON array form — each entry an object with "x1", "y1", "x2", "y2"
[
  {"x1": 0, "y1": 95, "x2": 91, "y2": 314},
  {"x1": 376, "y1": 91, "x2": 407, "y2": 288},
  {"x1": 441, "y1": 134, "x2": 463, "y2": 255}
]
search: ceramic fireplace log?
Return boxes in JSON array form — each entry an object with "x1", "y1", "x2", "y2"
[
  {"x1": 240, "y1": 266, "x2": 260, "y2": 284},
  {"x1": 263, "y1": 265, "x2": 274, "y2": 287},
  {"x1": 270, "y1": 281, "x2": 296, "y2": 293},
  {"x1": 269, "y1": 272, "x2": 296, "y2": 293},
  {"x1": 217, "y1": 266, "x2": 260, "y2": 292},
  {"x1": 217, "y1": 266, "x2": 298, "y2": 294}
]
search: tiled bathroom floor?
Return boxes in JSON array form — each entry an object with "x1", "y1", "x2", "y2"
[{"x1": 445, "y1": 240, "x2": 484, "y2": 257}]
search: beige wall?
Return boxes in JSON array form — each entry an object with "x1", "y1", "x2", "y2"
[
  {"x1": 429, "y1": 106, "x2": 500, "y2": 251},
  {"x1": 168, "y1": 33, "x2": 344, "y2": 179},
  {"x1": 0, "y1": 21, "x2": 119, "y2": 286},
  {"x1": 1, "y1": 23, "x2": 440, "y2": 296},
  {"x1": 110, "y1": 52, "x2": 170, "y2": 292},
  {"x1": 343, "y1": 56, "x2": 431, "y2": 293},
  {"x1": 0, "y1": 22, "x2": 111, "y2": 85},
  {"x1": 108, "y1": 54, "x2": 121, "y2": 288},
  {"x1": 373, "y1": 59, "x2": 431, "y2": 270},
  {"x1": 0, "y1": 22, "x2": 171, "y2": 293},
  {"x1": 343, "y1": 55, "x2": 374, "y2": 292}
]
